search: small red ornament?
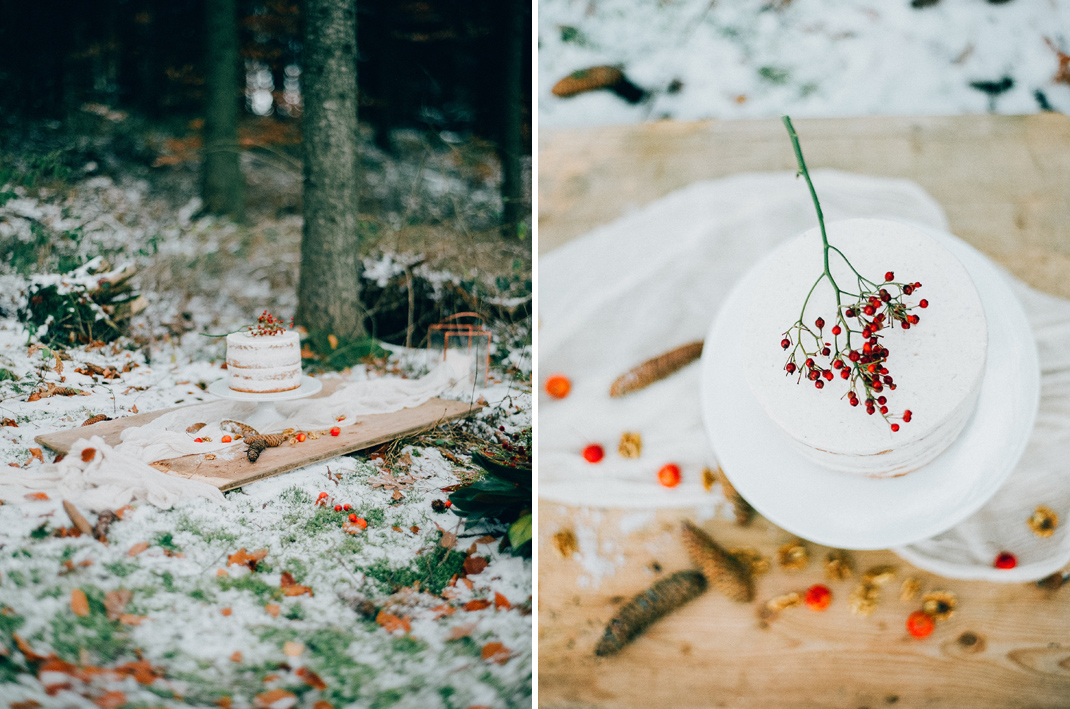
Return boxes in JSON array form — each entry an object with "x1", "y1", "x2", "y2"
[
  {"x1": 194, "y1": 438, "x2": 203, "y2": 443},
  {"x1": 582, "y1": 444, "x2": 605, "y2": 463},
  {"x1": 343, "y1": 503, "x2": 351, "y2": 511},
  {"x1": 444, "y1": 500, "x2": 452, "y2": 508},
  {"x1": 318, "y1": 492, "x2": 328, "y2": 499},
  {"x1": 330, "y1": 426, "x2": 341, "y2": 436},
  {"x1": 657, "y1": 463, "x2": 681, "y2": 488},
  {"x1": 907, "y1": 610, "x2": 935, "y2": 638},
  {"x1": 815, "y1": 317, "x2": 825, "y2": 329},
  {"x1": 349, "y1": 513, "x2": 357, "y2": 523},
  {"x1": 295, "y1": 432, "x2": 306, "y2": 443},
  {"x1": 804, "y1": 584, "x2": 832, "y2": 611},
  {"x1": 334, "y1": 505, "x2": 342, "y2": 512},
  {"x1": 781, "y1": 338, "x2": 791, "y2": 349},
  {"x1": 546, "y1": 374, "x2": 572, "y2": 399},
  {"x1": 221, "y1": 435, "x2": 232, "y2": 443},
  {"x1": 994, "y1": 551, "x2": 1017, "y2": 569}
]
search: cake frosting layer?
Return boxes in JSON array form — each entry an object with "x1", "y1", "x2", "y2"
[
  {"x1": 226, "y1": 330, "x2": 302, "y2": 393},
  {"x1": 741, "y1": 219, "x2": 988, "y2": 477}
]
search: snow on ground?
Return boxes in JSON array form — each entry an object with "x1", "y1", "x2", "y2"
[
  {"x1": 539, "y1": 0, "x2": 1070, "y2": 128},
  {"x1": 0, "y1": 129, "x2": 532, "y2": 707}
]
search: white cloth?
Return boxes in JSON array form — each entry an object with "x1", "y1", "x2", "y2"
[
  {"x1": 0, "y1": 361, "x2": 463, "y2": 512},
  {"x1": 539, "y1": 170, "x2": 1070, "y2": 582}
]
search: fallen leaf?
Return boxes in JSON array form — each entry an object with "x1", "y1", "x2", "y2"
[
  {"x1": 463, "y1": 555, "x2": 488, "y2": 576},
  {"x1": 282, "y1": 585, "x2": 313, "y2": 597},
  {"x1": 230, "y1": 651, "x2": 242, "y2": 663},
  {"x1": 494, "y1": 592, "x2": 511, "y2": 611},
  {"x1": 431, "y1": 604, "x2": 456, "y2": 619},
  {"x1": 13, "y1": 634, "x2": 47, "y2": 662},
  {"x1": 114, "y1": 505, "x2": 133, "y2": 519},
  {"x1": 460, "y1": 577, "x2": 474, "y2": 590},
  {"x1": 216, "y1": 698, "x2": 233, "y2": 709},
  {"x1": 115, "y1": 659, "x2": 159, "y2": 684},
  {"x1": 228, "y1": 548, "x2": 269, "y2": 570},
  {"x1": 439, "y1": 530, "x2": 457, "y2": 548},
  {"x1": 70, "y1": 588, "x2": 90, "y2": 617},
  {"x1": 297, "y1": 666, "x2": 327, "y2": 690},
  {"x1": 448, "y1": 623, "x2": 477, "y2": 640},
  {"x1": 265, "y1": 603, "x2": 280, "y2": 617},
  {"x1": 391, "y1": 490, "x2": 403, "y2": 501},
  {"x1": 93, "y1": 690, "x2": 127, "y2": 709},
  {"x1": 119, "y1": 614, "x2": 146, "y2": 625},
  {"x1": 312, "y1": 701, "x2": 334, "y2": 709},
  {"x1": 10, "y1": 701, "x2": 41, "y2": 709},
  {"x1": 216, "y1": 568, "x2": 227, "y2": 577},
  {"x1": 221, "y1": 607, "x2": 232, "y2": 616},
  {"x1": 104, "y1": 588, "x2": 132, "y2": 621},
  {"x1": 376, "y1": 610, "x2": 411, "y2": 634},
  {"x1": 81, "y1": 448, "x2": 97, "y2": 462},
  {"x1": 28, "y1": 448, "x2": 43, "y2": 462},
  {"x1": 392, "y1": 526, "x2": 402, "y2": 532},
  {"x1": 253, "y1": 689, "x2": 298, "y2": 709},
  {"x1": 481, "y1": 642, "x2": 511, "y2": 664},
  {"x1": 24, "y1": 492, "x2": 49, "y2": 501},
  {"x1": 464, "y1": 599, "x2": 492, "y2": 612},
  {"x1": 475, "y1": 535, "x2": 496, "y2": 544},
  {"x1": 130, "y1": 404, "x2": 138, "y2": 414},
  {"x1": 410, "y1": 525, "x2": 420, "y2": 534},
  {"x1": 127, "y1": 541, "x2": 149, "y2": 557},
  {"x1": 283, "y1": 641, "x2": 303, "y2": 657},
  {"x1": 342, "y1": 522, "x2": 363, "y2": 535}
]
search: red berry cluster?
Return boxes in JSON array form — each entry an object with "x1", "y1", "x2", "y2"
[
  {"x1": 250, "y1": 310, "x2": 294, "y2": 337},
  {"x1": 315, "y1": 491, "x2": 368, "y2": 529},
  {"x1": 781, "y1": 271, "x2": 928, "y2": 431}
]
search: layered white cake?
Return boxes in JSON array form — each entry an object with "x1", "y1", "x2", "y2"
[
  {"x1": 226, "y1": 330, "x2": 302, "y2": 393},
  {"x1": 741, "y1": 219, "x2": 988, "y2": 478}
]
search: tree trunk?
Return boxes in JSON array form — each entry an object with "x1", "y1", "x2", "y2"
[
  {"x1": 202, "y1": 0, "x2": 245, "y2": 220},
  {"x1": 296, "y1": 0, "x2": 365, "y2": 339},
  {"x1": 500, "y1": 0, "x2": 526, "y2": 235}
]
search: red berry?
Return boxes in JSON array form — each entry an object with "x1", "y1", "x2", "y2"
[
  {"x1": 880, "y1": 406, "x2": 889, "y2": 414},
  {"x1": 444, "y1": 500, "x2": 452, "y2": 508},
  {"x1": 914, "y1": 282, "x2": 922, "y2": 289},
  {"x1": 833, "y1": 359, "x2": 843, "y2": 369},
  {"x1": 821, "y1": 347, "x2": 831, "y2": 357},
  {"x1": 877, "y1": 396, "x2": 887, "y2": 405},
  {"x1": 863, "y1": 305, "x2": 875, "y2": 316},
  {"x1": 657, "y1": 463, "x2": 681, "y2": 488},
  {"x1": 582, "y1": 444, "x2": 604, "y2": 463},
  {"x1": 901, "y1": 322, "x2": 910, "y2": 330},
  {"x1": 330, "y1": 426, "x2": 341, "y2": 436},
  {"x1": 845, "y1": 308, "x2": 855, "y2": 318},
  {"x1": 805, "y1": 584, "x2": 832, "y2": 611},
  {"x1": 809, "y1": 371, "x2": 819, "y2": 381},
  {"x1": 318, "y1": 492, "x2": 328, "y2": 499},
  {"x1": 903, "y1": 410, "x2": 912, "y2": 422},
  {"x1": 919, "y1": 299, "x2": 928, "y2": 308},
  {"x1": 890, "y1": 424, "x2": 900, "y2": 432},
  {"x1": 907, "y1": 610, "x2": 935, "y2": 638},
  {"x1": 785, "y1": 362, "x2": 797, "y2": 373},
  {"x1": 805, "y1": 358, "x2": 814, "y2": 368},
  {"x1": 194, "y1": 438, "x2": 203, "y2": 443},
  {"x1": 545, "y1": 374, "x2": 572, "y2": 399},
  {"x1": 815, "y1": 317, "x2": 825, "y2": 329},
  {"x1": 296, "y1": 432, "x2": 306, "y2": 443},
  {"x1": 903, "y1": 284, "x2": 914, "y2": 295},
  {"x1": 849, "y1": 351, "x2": 860, "y2": 362},
  {"x1": 334, "y1": 505, "x2": 342, "y2": 512},
  {"x1": 349, "y1": 513, "x2": 357, "y2": 523},
  {"x1": 849, "y1": 397, "x2": 859, "y2": 406},
  {"x1": 781, "y1": 338, "x2": 791, "y2": 349},
  {"x1": 815, "y1": 380, "x2": 824, "y2": 389},
  {"x1": 840, "y1": 369, "x2": 850, "y2": 379},
  {"x1": 994, "y1": 552, "x2": 1017, "y2": 569},
  {"x1": 343, "y1": 503, "x2": 351, "y2": 511},
  {"x1": 222, "y1": 435, "x2": 233, "y2": 443},
  {"x1": 822, "y1": 370, "x2": 833, "y2": 381},
  {"x1": 885, "y1": 271, "x2": 894, "y2": 282}
]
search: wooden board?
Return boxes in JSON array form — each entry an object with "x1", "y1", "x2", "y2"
[
  {"x1": 537, "y1": 115, "x2": 1070, "y2": 708},
  {"x1": 36, "y1": 389, "x2": 480, "y2": 491},
  {"x1": 539, "y1": 114, "x2": 1070, "y2": 299}
]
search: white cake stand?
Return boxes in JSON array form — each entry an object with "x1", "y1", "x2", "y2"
[{"x1": 207, "y1": 376, "x2": 322, "y2": 430}]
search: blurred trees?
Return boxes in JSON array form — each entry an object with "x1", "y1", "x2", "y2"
[{"x1": 203, "y1": 0, "x2": 246, "y2": 219}]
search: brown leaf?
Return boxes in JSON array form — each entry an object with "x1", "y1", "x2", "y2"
[
  {"x1": 93, "y1": 691, "x2": 126, "y2": 709},
  {"x1": 70, "y1": 588, "x2": 90, "y2": 617},
  {"x1": 464, "y1": 599, "x2": 492, "y2": 612},
  {"x1": 104, "y1": 589, "x2": 132, "y2": 621},
  {"x1": 129, "y1": 404, "x2": 138, "y2": 414},
  {"x1": 283, "y1": 641, "x2": 303, "y2": 657},
  {"x1": 481, "y1": 642, "x2": 511, "y2": 664},
  {"x1": 431, "y1": 604, "x2": 456, "y2": 619},
  {"x1": 253, "y1": 689, "x2": 298, "y2": 709},
  {"x1": 312, "y1": 702, "x2": 334, "y2": 709},
  {"x1": 118, "y1": 614, "x2": 145, "y2": 625},
  {"x1": 217, "y1": 697, "x2": 233, "y2": 709},
  {"x1": 463, "y1": 555, "x2": 488, "y2": 576},
  {"x1": 127, "y1": 541, "x2": 149, "y2": 557},
  {"x1": 439, "y1": 530, "x2": 457, "y2": 548},
  {"x1": 265, "y1": 603, "x2": 280, "y2": 617},
  {"x1": 475, "y1": 535, "x2": 496, "y2": 544},
  {"x1": 221, "y1": 607, "x2": 232, "y2": 616},
  {"x1": 186, "y1": 423, "x2": 207, "y2": 434},
  {"x1": 297, "y1": 666, "x2": 327, "y2": 690},
  {"x1": 494, "y1": 592, "x2": 511, "y2": 611},
  {"x1": 28, "y1": 448, "x2": 43, "y2": 462},
  {"x1": 228, "y1": 548, "x2": 269, "y2": 570},
  {"x1": 391, "y1": 490, "x2": 403, "y2": 501},
  {"x1": 230, "y1": 651, "x2": 243, "y2": 663},
  {"x1": 375, "y1": 610, "x2": 411, "y2": 634},
  {"x1": 448, "y1": 623, "x2": 477, "y2": 640},
  {"x1": 81, "y1": 448, "x2": 97, "y2": 463},
  {"x1": 410, "y1": 525, "x2": 420, "y2": 534},
  {"x1": 282, "y1": 584, "x2": 312, "y2": 597}
]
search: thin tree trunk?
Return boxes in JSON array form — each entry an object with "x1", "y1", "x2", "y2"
[
  {"x1": 296, "y1": 0, "x2": 365, "y2": 339},
  {"x1": 500, "y1": 0, "x2": 526, "y2": 235},
  {"x1": 202, "y1": 0, "x2": 245, "y2": 219}
]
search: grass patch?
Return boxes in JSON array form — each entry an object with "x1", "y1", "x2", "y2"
[
  {"x1": 362, "y1": 544, "x2": 466, "y2": 595},
  {"x1": 104, "y1": 560, "x2": 137, "y2": 577},
  {"x1": 153, "y1": 532, "x2": 182, "y2": 554},
  {"x1": 218, "y1": 574, "x2": 283, "y2": 602}
]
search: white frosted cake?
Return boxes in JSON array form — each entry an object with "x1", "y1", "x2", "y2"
[
  {"x1": 226, "y1": 330, "x2": 302, "y2": 393},
  {"x1": 742, "y1": 219, "x2": 988, "y2": 478}
]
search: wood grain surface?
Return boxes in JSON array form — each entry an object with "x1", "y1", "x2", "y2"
[
  {"x1": 36, "y1": 384, "x2": 481, "y2": 491},
  {"x1": 537, "y1": 115, "x2": 1070, "y2": 708}
]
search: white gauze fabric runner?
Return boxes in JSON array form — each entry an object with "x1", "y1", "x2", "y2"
[
  {"x1": 540, "y1": 170, "x2": 1070, "y2": 582},
  {"x1": 0, "y1": 361, "x2": 465, "y2": 512}
]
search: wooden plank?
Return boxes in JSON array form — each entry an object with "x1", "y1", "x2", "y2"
[
  {"x1": 538, "y1": 503, "x2": 1070, "y2": 709},
  {"x1": 36, "y1": 391, "x2": 480, "y2": 491},
  {"x1": 538, "y1": 113, "x2": 1070, "y2": 299},
  {"x1": 537, "y1": 116, "x2": 1070, "y2": 708}
]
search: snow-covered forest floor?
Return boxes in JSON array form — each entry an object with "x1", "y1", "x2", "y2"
[
  {"x1": 0, "y1": 115, "x2": 532, "y2": 708},
  {"x1": 539, "y1": 0, "x2": 1070, "y2": 128}
]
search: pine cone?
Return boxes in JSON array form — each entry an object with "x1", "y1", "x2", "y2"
[
  {"x1": 680, "y1": 521, "x2": 754, "y2": 602},
  {"x1": 594, "y1": 570, "x2": 707, "y2": 657},
  {"x1": 221, "y1": 420, "x2": 259, "y2": 438},
  {"x1": 610, "y1": 341, "x2": 704, "y2": 397},
  {"x1": 246, "y1": 438, "x2": 267, "y2": 462},
  {"x1": 82, "y1": 414, "x2": 111, "y2": 427},
  {"x1": 714, "y1": 467, "x2": 754, "y2": 526}
]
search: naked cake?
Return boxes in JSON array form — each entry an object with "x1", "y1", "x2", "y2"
[
  {"x1": 741, "y1": 218, "x2": 988, "y2": 478},
  {"x1": 226, "y1": 329, "x2": 302, "y2": 393}
]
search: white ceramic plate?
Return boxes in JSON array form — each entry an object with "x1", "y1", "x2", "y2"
[
  {"x1": 207, "y1": 375, "x2": 322, "y2": 402},
  {"x1": 700, "y1": 224, "x2": 1040, "y2": 550}
]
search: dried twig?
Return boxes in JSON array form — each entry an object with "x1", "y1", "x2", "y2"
[{"x1": 610, "y1": 341, "x2": 704, "y2": 397}]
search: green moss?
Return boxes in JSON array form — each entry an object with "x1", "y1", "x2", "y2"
[
  {"x1": 284, "y1": 603, "x2": 305, "y2": 621},
  {"x1": 159, "y1": 571, "x2": 176, "y2": 592},
  {"x1": 30, "y1": 523, "x2": 50, "y2": 539},
  {"x1": 392, "y1": 635, "x2": 426, "y2": 655},
  {"x1": 7, "y1": 570, "x2": 26, "y2": 587},
  {"x1": 217, "y1": 575, "x2": 282, "y2": 602},
  {"x1": 39, "y1": 586, "x2": 63, "y2": 599},
  {"x1": 370, "y1": 689, "x2": 404, "y2": 709},
  {"x1": 189, "y1": 589, "x2": 211, "y2": 603},
  {"x1": 153, "y1": 532, "x2": 182, "y2": 554},
  {"x1": 361, "y1": 544, "x2": 466, "y2": 595},
  {"x1": 59, "y1": 545, "x2": 78, "y2": 563},
  {"x1": 279, "y1": 486, "x2": 313, "y2": 505},
  {"x1": 301, "y1": 506, "x2": 345, "y2": 536},
  {"x1": 0, "y1": 609, "x2": 25, "y2": 636},
  {"x1": 286, "y1": 558, "x2": 308, "y2": 583},
  {"x1": 104, "y1": 560, "x2": 137, "y2": 577}
]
